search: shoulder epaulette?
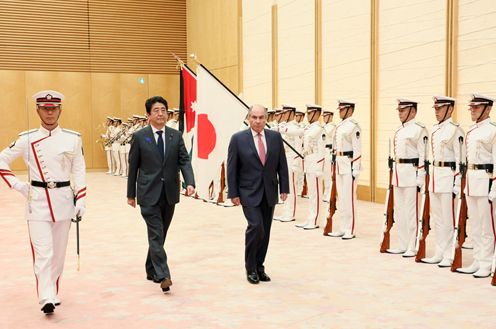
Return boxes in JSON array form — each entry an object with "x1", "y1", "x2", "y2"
[
  {"x1": 350, "y1": 118, "x2": 358, "y2": 125},
  {"x1": 450, "y1": 121, "x2": 460, "y2": 127},
  {"x1": 415, "y1": 122, "x2": 426, "y2": 128},
  {"x1": 490, "y1": 122, "x2": 496, "y2": 127},
  {"x1": 61, "y1": 128, "x2": 81, "y2": 136},
  {"x1": 19, "y1": 128, "x2": 38, "y2": 136}
]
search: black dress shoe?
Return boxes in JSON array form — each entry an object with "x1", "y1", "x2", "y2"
[
  {"x1": 257, "y1": 271, "x2": 271, "y2": 282},
  {"x1": 246, "y1": 271, "x2": 259, "y2": 284},
  {"x1": 41, "y1": 303, "x2": 55, "y2": 315}
]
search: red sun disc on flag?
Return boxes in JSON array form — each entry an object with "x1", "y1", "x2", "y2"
[{"x1": 197, "y1": 114, "x2": 216, "y2": 159}]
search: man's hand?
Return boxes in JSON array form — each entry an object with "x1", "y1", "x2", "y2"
[
  {"x1": 13, "y1": 181, "x2": 29, "y2": 199},
  {"x1": 186, "y1": 185, "x2": 195, "y2": 196},
  {"x1": 74, "y1": 199, "x2": 86, "y2": 217},
  {"x1": 280, "y1": 193, "x2": 288, "y2": 202},
  {"x1": 231, "y1": 197, "x2": 241, "y2": 206},
  {"x1": 127, "y1": 198, "x2": 136, "y2": 208}
]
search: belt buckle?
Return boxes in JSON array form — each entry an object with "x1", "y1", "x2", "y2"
[{"x1": 47, "y1": 181, "x2": 56, "y2": 189}]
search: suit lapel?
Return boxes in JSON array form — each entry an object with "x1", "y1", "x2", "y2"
[
  {"x1": 264, "y1": 129, "x2": 272, "y2": 163},
  {"x1": 163, "y1": 127, "x2": 172, "y2": 164}
]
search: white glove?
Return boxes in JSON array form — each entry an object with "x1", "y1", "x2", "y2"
[
  {"x1": 352, "y1": 169, "x2": 360, "y2": 180},
  {"x1": 416, "y1": 172, "x2": 425, "y2": 188},
  {"x1": 489, "y1": 189, "x2": 496, "y2": 203},
  {"x1": 74, "y1": 199, "x2": 86, "y2": 218},
  {"x1": 453, "y1": 184, "x2": 461, "y2": 196},
  {"x1": 13, "y1": 181, "x2": 29, "y2": 199}
]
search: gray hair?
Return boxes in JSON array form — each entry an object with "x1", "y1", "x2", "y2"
[{"x1": 248, "y1": 104, "x2": 268, "y2": 116}]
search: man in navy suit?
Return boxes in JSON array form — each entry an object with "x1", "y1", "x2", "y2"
[{"x1": 227, "y1": 104, "x2": 289, "y2": 284}]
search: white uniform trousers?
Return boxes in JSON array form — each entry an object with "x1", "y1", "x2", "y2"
[
  {"x1": 335, "y1": 173, "x2": 357, "y2": 236},
  {"x1": 280, "y1": 170, "x2": 297, "y2": 220},
  {"x1": 466, "y1": 196, "x2": 496, "y2": 272},
  {"x1": 306, "y1": 173, "x2": 322, "y2": 226},
  {"x1": 111, "y1": 143, "x2": 121, "y2": 175},
  {"x1": 322, "y1": 159, "x2": 332, "y2": 201},
  {"x1": 393, "y1": 186, "x2": 419, "y2": 252},
  {"x1": 105, "y1": 148, "x2": 113, "y2": 173},
  {"x1": 28, "y1": 220, "x2": 71, "y2": 305},
  {"x1": 430, "y1": 192, "x2": 456, "y2": 261},
  {"x1": 295, "y1": 170, "x2": 304, "y2": 196},
  {"x1": 119, "y1": 145, "x2": 127, "y2": 177}
]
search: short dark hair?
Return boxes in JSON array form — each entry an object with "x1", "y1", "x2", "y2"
[{"x1": 145, "y1": 96, "x2": 168, "y2": 114}]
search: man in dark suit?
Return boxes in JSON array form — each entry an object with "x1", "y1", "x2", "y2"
[
  {"x1": 227, "y1": 104, "x2": 289, "y2": 284},
  {"x1": 127, "y1": 96, "x2": 195, "y2": 293}
]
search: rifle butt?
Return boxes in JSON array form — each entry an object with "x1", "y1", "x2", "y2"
[
  {"x1": 323, "y1": 211, "x2": 334, "y2": 236},
  {"x1": 379, "y1": 233, "x2": 390, "y2": 253},
  {"x1": 451, "y1": 249, "x2": 462, "y2": 272},
  {"x1": 415, "y1": 241, "x2": 425, "y2": 262},
  {"x1": 491, "y1": 274, "x2": 496, "y2": 286}
]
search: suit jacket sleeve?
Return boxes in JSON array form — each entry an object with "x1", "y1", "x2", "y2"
[
  {"x1": 178, "y1": 134, "x2": 195, "y2": 187},
  {"x1": 227, "y1": 134, "x2": 239, "y2": 198},
  {"x1": 277, "y1": 133, "x2": 290, "y2": 194},
  {"x1": 127, "y1": 133, "x2": 140, "y2": 198}
]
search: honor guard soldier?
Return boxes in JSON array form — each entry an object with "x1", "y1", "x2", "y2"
[
  {"x1": 421, "y1": 96, "x2": 464, "y2": 266},
  {"x1": 103, "y1": 117, "x2": 114, "y2": 174},
  {"x1": 456, "y1": 93, "x2": 496, "y2": 278},
  {"x1": 322, "y1": 109, "x2": 336, "y2": 202},
  {"x1": 274, "y1": 105, "x2": 304, "y2": 222},
  {"x1": 387, "y1": 99, "x2": 428, "y2": 256},
  {"x1": 0, "y1": 90, "x2": 86, "y2": 314},
  {"x1": 166, "y1": 109, "x2": 179, "y2": 130},
  {"x1": 296, "y1": 104, "x2": 325, "y2": 229},
  {"x1": 267, "y1": 108, "x2": 277, "y2": 128},
  {"x1": 111, "y1": 118, "x2": 123, "y2": 175},
  {"x1": 294, "y1": 108, "x2": 306, "y2": 195},
  {"x1": 327, "y1": 100, "x2": 361, "y2": 239}
]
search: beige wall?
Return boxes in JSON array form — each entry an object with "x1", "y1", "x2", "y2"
[
  {"x1": 0, "y1": 71, "x2": 179, "y2": 170},
  {"x1": 375, "y1": 0, "x2": 446, "y2": 190},
  {"x1": 187, "y1": 0, "x2": 241, "y2": 95},
  {"x1": 322, "y1": 0, "x2": 371, "y2": 190}
]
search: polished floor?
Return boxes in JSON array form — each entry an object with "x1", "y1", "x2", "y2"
[{"x1": 0, "y1": 172, "x2": 495, "y2": 328}]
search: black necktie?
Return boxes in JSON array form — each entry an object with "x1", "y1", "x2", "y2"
[{"x1": 156, "y1": 131, "x2": 164, "y2": 161}]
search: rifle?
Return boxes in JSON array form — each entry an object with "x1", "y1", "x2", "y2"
[
  {"x1": 323, "y1": 151, "x2": 337, "y2": 235},
  {"x1": 380, "y1": 139, "x2": 394, "y2": 252},
  {"x1": 415, "y1": 136, "x2": 431, "y2": 262},
  {"x1": 451, "y1": 136, "x2": 467, "y2": 272}
]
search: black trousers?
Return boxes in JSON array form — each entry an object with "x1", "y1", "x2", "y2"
[
  {"x1": 242, "y1": 193, "x2": 275, "y2": 272},
  {"x1": 140, "y1": 187, "x2": 175, "y2": 281}
]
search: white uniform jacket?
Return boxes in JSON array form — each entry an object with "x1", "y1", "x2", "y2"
[
  {"x1": 323, "y1": 122, "x2": 336, "y2": 162},
  {"x1": 333, "y1": 117, "x2": 361, "y2": 176},
  {"x1": 280, "y1": 121, "x2": 304, "y2": 171},
  {"x1": 465, "y1": 118, "x2": 496, "y2": 197},
  {"x1": 0, "y1": 126, "x2": 86, "y2": 222},
  {"x1": 303, "y1": 122, "x2": 325, "y2": 175},
  {"x1": 429, "y1": 119, "x2": 465, "y2": 194},
  {"x1": 393, "y1": 120, "x2": 428, "y2": 187}
]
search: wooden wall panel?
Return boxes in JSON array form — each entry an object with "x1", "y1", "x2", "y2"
[
  {"x1": 0, "y1": 0, "x2": 186, "y2": 74},
  {"x1": 90, "y1": 73, "x2": 122, "y2": 169},
  {"x1": 148, "y1": 74, "x2": 181, "y2": 109},
  {"x1": 0, "y1": 70, "x2": 26, "y2": 170},
  {"x1": 0, "y1": 71, "x2": 180, "y2": 170},
  {"x1": 187, "y1": 0, "x2": 240, "y2": 94}
]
